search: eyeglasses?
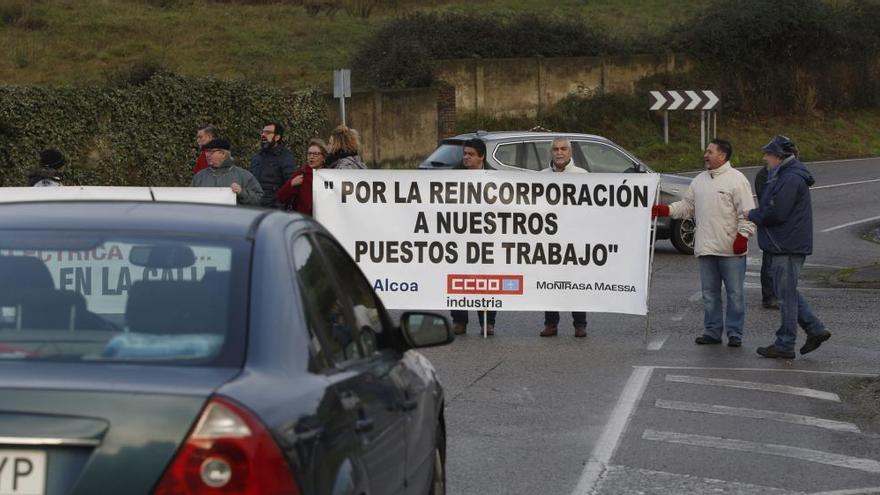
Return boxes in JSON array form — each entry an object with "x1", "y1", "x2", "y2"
[{"x1": 307, "y1": 151, "x2": 324, "y2": 156}]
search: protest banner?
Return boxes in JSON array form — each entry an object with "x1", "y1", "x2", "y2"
[{"x1": 314, "y1": 170, "x2": 660, "y2": 315}]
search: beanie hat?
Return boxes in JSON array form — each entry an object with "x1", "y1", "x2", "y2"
[
  {"x1": 203, "y1": 138, "x2": 231, "y2": 150},
  {"x1": 39, "y1": 149, "x2": 66, "y2": 170},
  {"x1": 761, "y1": 135, "x2": 797, "y2": 158},
  {"x1": 463, "y1": 138, "x2": 487, "y2": 158}
]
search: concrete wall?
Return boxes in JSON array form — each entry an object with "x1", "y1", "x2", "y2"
[
  {"x1": 319, "y1": 53, "x2": 690, "y2": 167},
  {"x1": 323, "y1": 87, "x2": 444, "y2": 168},
  {"x1": 436, "y1": 53, "x2": 688, "y2": 117}
]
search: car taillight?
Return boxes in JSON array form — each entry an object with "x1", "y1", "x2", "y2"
[{"x1": 153, "y1": 396, "x2": 301, "y2": 495}]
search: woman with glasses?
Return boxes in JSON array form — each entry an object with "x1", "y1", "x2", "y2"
[{"x1": 276, "y1": 139, "x2": 328, "y2": 216}]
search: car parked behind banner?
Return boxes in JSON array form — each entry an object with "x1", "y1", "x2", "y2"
[
  {"x1": 0, "y1": 200, "x2": 452, "y2": 495},
  {"x1": 419, "y1": 131, "x2": 695, "y2": 255}
]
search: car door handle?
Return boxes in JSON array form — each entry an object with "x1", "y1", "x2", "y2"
[
  {"x1": 400, "y1": 392, "x2": 419, "y2": 412},
  {"x1": 355, "y1": 416, "x2": 374, "y2": 434}
]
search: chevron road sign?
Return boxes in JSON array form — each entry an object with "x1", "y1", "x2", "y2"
[{"x1": 649, "y1": 90, "x2": 719, "y2": 111}]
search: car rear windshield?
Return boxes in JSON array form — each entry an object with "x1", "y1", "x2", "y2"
[
  {"x1": 423, "y1": 142, "x2": 464, "y2": 168},
  {"x1": 0, "y1": 231, "x2": 249, "y2": 366}
]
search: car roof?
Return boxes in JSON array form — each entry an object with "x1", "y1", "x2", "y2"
[
  {"x1": 0, "y1": 186, "x2": 236, "y2": 205},
  {"x1": 0, "y1": 201, "x2": 274, "y2": 238},
  {"x1": 448, "y1": 131, "x2": 612, "y2": 143}
]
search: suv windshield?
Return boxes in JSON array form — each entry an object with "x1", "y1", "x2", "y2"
[
  {"x1": 422, "y1": 142, "x2": 463, "y2": 168},
  {"x1": 0, "y1": 232, "x2": 249, "y2": 366}
]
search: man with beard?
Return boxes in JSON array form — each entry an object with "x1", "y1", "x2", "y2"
[
  {"x1": 745, "y1": 135, "x2": 830, "y2": 359},
  {"x1": 250, "y1": 121, "x2": 296, "y2": 208}
]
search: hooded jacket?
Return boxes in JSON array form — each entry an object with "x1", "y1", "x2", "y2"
[
  {"x1": 668, "y1": 162, "x2": 756, "y2": 257},
  {"x1": 192, "y1": 157, "x2": 264, "y2": 206},
  {"x1": 747, "y1": 156, "x2": 815, "y2": 255}
]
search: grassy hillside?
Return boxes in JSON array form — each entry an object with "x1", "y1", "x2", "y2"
[{"x1": 0, "y1": 0, "x2": 707, "y2": 88}]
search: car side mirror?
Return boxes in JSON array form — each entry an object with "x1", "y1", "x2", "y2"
[
  {"x1": 625, "y1": 162, "x2": 645, "y2": 174},
  {"x1": 399, "y1": 312, "x2": 454, "y2": 348}
]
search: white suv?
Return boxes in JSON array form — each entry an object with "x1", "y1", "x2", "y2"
[{"x1": 419, "y1": 131, "x2": 695, "y2": 254}]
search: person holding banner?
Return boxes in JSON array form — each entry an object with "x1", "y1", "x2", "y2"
[
  {"x1": 652, "y1": 138, "x2": 755, "y2": 347},
  {"x1": 276, "y1": 139, "x2": 328, "y2": 216},
  {"x1": 450, "y1": 138, "x2": 498, "y2": 335},
  {"x1": 539, "y1": 137, "x2": 589, "y2": 338},
  {"x1": 191, "y1": 138, "x2": 263, "y2": 206}
]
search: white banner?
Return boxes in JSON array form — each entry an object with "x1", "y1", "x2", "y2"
[{"x1": 314, "y1": 170, "x2": 659, "y2": 315}]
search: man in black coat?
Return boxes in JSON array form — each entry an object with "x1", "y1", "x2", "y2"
[{"x1": 250, "y1": 122, "x2": 296, "y2": 208}]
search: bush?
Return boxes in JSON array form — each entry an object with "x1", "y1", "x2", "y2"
[
  {"x1": 0, "y1": 73, "x2": 325, "y2": 187},
  {"x1": 352, "y1": 12, "x2": 616, "y2": 89},
  {"x1": 676, "y1": 0, "x2": 880, "y2": 114}
]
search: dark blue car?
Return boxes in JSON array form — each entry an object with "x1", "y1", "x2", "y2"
[{"x1": 0, "y1": 201, "x2": 452, "y2": 495}]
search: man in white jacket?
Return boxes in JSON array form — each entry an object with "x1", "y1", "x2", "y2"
[
  {"x1": 539, "y1": 137, "x2": 589, "y2": 338},
  {"x1": 653, "y1": 139, "x2": 756, "y2": 347}
]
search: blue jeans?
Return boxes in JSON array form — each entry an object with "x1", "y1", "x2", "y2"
[
  {"x1": 698, "y1": 255, "x2": 746, "y2": 340},
  {"x1": 769, "y1": 254, "x2": 825, "y2": 352}
]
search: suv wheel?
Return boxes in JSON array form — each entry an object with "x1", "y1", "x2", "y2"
[{"x1": 671, "y1": 218, "x2": 695, "y2": 255}]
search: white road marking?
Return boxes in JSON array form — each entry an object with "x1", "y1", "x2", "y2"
[
  {"x1": 688, "y1": 291, "x2": 702, "y2": 302},
  {"x1": 665, "y1": 375, "x2": 841, "y2": 401},
  {"x1": 647, "y1": 334, "x2": 669, "y2": 351},
  {"x1": 811, "y1": 487, "x2": 880, "y2": 495},
  {"x1": 642, "y1": 429, "x2": 880, "y2": 473},
  {"x1": 821, "y1": 215, "x2": 880, "y2": 233},
  {"x1": 650, "y1": 366, "x2": 879, "y2": 377},
  {"x1": 571, "y1": 366, "x2": 653, "y2": 495},
  {"x1": 654, "y1": 399, "x2": 860, "y2": 433},
  {"x1": 812, "y1": 178, "x2": 880, "y2": 191},
  {"x1": 746, "y1": 271, "x2": 760, "y2": 277}
]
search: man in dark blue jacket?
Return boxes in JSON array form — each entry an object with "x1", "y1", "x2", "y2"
[
  {"x1": 250, "y1": 122, "x2": 296, "y2": 208},
  {"x1": 745, "y1": 136, "x2": 830, "y2": 359}
]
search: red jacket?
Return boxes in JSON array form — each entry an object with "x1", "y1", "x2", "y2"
[
  {"x1": 192, "y1": 150, "x2": 209, "y2": 175},
  {"x1": 276, "y1": 166, "x2": 314, "y2": 216}
]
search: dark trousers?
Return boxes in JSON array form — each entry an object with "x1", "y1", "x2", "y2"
[
  {"x1": 544, "y1": 311, "x2": 587, "y2": 327},
  {"x1": 760, "y1": 250, "x2": 776, "y2": 303},
  {"x1": 450, "y1": 310, "x2": 496, "y2": 326}
]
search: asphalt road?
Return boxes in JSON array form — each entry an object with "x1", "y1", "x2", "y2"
[{"x1": 416, "y1": 157, "x2": 880, "y2": 495}]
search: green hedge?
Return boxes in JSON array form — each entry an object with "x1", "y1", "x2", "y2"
[
  {"x1": 675, "y1": 0, "x2": 880, "y2": 114},
  {"x1": 0, "y1": 73, "x2": 325, "y2": 187}
]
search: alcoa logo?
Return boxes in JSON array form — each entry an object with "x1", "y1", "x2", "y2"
[{"x1": 446, "y1": 274, "x2": 524, "y2": 295}]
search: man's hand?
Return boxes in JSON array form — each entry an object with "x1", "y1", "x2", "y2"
[
  {"x1": 733, "y1": 233, "x2": 748, "y2": 254},
  {"x1": 290, "y1": 175, "x2": 304, "y2": 187},
  {"x1": 230, "y1": 182, "x2": 242, "y2": 194},
  {"x1": 651, "y1": 204, "x2": 670, "y2": 219},
  {"x1": 742, "y1": 208, "x2": 752, "y2": 218}
]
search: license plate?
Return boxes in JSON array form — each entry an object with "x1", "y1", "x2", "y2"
[{"x1": 0, "y1": 450, "x2": 45, "y2": 495}]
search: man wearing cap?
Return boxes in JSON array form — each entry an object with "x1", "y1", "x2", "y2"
[
  {"x1": 745, "y1": 136, "x2": 830, "y2": 359},
  {"x1": 450, "y1": 138, "x2": 498, "y2": 336},
  {"x1": 28, "y1": 149, "x2": 66, "y2": 187},
  {"x1": 653, "y1": 139, "x2": 755, "y2": 347},
  {"x1": 192, "y1": 125, "x2": 219, "y2": 175},
  {"x1": 539, "y1": 137, "x2": 589, "y2": 338},
  {"x1": 191, "y1": 138, "x2": 263, "y2": 206}
]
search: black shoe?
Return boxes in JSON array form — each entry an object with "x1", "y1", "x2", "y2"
[
  {"x1": 727, "y1": 336, "x2": 742, "y2": 347},
  {"x1": 756, "y1": 345, "x2": 795, "y2": 359},
  {"x1": 695, "y1": 335, "x2": 722, "y2": 345},
  {"x1": 800, "y1": 331, "x2": 831, "y2": 355},
  {"x1": 762, "y1": 299, "x2": 780, "y2": 309}
]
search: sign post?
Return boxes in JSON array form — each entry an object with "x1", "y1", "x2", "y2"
[
  {"x1": 649, "y1": 90, "x2": 719, "y2": 149},
  {"x1": 333, "y1": 69, "x2": 352, "y2": 126}
]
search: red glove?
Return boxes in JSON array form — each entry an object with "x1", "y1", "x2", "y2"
[
  {"x1": 733, "y1": 234, "x2": 748, "y2": 254},
  {"x1": 651, "y1": 204, "x2": 670, "y2": 219}
]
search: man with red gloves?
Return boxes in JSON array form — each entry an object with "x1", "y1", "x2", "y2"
[{"x1": 653, "y1": 138, "x2": 756, "y2": 347}]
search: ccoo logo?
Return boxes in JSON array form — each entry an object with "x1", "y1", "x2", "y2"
[{"x1": 447, "y1": 274, "x2": 524, "y2": 295}]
